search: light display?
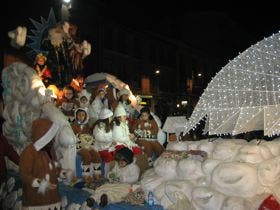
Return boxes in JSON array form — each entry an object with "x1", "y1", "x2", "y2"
[{"x1": 184, "y1": 32, "x2": 280, "y2": 136}]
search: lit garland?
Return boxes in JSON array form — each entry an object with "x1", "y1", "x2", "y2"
[{"x1": 184, "y1": 32, "x2": 280, "y2": 137}]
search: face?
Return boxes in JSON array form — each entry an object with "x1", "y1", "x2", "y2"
[
  {"x1": 119, "y1": 115, "x2": 127, "y2": 123},
  {"x1": 141, "y1": 112, "x2": 149, "y2": 121},
  {"x1": 77, "y1": 111, "x2": 86, "y2": 123},
  {"x1": 64, "y1": 89, "x2": 74, "y2": 99},
  {"x1": 99, "y1": 91, "x2": 106, "y2": 99},
  {"x1": 37, "y1": 58, "x2": 45, "y2": 66},
  {"x1": 118, "y1": 160, "x2": 127, "y2": 168}
]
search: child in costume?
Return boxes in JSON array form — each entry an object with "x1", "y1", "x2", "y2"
[
  {"x1": 107, "y1": 147, "x2": 140, "y2": 184},
  {"x1": 77, "y1": 89, "x2": 92, "y2": 109},
  {"x1": 116, "y1": 88, "x2": 138, "y2": 130},
  {"x1": 112, "y1": 105, "x2": 142, "y2": 155},
  {"x1": 89, "y1": 87, "x2": 109, "y2": 124},
  {"x1": 133, "y1": 107, "x2": 164, "y2": 166},
  {"x1": 56, "y1": 85, "x2": 79, "y2": 122},
  {"x1": 93, "y1": 108, "x2": 115, "y2": 176},
  {"x1": 34, "y1": 53, "x2": 52, "y2": 87},
  {"x1": 71, "y1": 108, "x2": 101, "y2": 180},
  {"x1": 19, "y1": 118, "x2": 73, "y2": 210}
]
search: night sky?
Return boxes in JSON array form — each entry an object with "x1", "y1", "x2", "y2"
[{"x1": 1, "y1": 0, "x2": 279, "y2": 70}]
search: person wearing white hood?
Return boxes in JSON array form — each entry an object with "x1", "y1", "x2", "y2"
[
  {"x1": 112, "y1": 105, "x2": 142, "y2": 155},
  {"x1": 77, "y1": 89, "x2": 92, "y2": 109},
  {"x1": 88, "y1": 87, "x2": 109, "y2": 125},
  {"x1": 71, "y1": 108, "x2": 101, "y2": 179},
  {"x1": 93, "y1": 108, "x2": 115, "y2": 176}
]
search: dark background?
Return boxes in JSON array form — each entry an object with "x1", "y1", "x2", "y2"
[
  {"x1": 0, "y1": 0, "x2": 279, "y2": 121},
  {"x1": 1, "y1": 0, "x2": 279, "y2": 68}
]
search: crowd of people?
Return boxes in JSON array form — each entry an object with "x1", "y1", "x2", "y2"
[{"x1": 0, "y1": 74, "x2": 167, "y2": 209}]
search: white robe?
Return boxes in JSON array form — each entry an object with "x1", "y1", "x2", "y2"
[
  {"x1": 89, "y1": 97, "x2": 108, "y2": 120},
  {"x1": 107, "y1": 159, "x2": 140, "y2": 183},
  {"x1": 112, "y1": 122, "x2": 138, "y2": 149},
  {"x1": 93, "y1": 123, "x2": 114, "y2": 151}
]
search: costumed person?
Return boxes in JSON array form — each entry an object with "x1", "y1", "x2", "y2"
[
  {"x1": 107, "y1": 147, "x2": 140, "y2": 184},
  {"x1": 19, "y1": 118, "x2": 74, "y2": 210},
  {"x1": 56, "y1": 85, "x2": 79, "y2": 122},
  {"x1": 117, "y1": 88, "x2": 138, "y2": 130},
  {"x1": 92, "y1": 108, "x2": 115, "y2": 176},
  {"x1": 77, "y1": 89, "x2": 92, "y2": 109},
  {"x1": 34, "y1": 53, "x2": 52, "y2": 87},
  {"x1": 89, "y1": 86, "x2": 109, "y2": 125},
  {"x1": 41, "y1": 24, "x2": 71, "y2": 87},
  {"x1": 133, "y1": 107, "x2": 164, "y2": 166},
  {"x1": 71, "y1": 108, "x2": 101, "y2": 180},
  {"x1": 112, "y1": 105, "x2": 142, "y2": 155}
]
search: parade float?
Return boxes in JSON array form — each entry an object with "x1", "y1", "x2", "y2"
[{"x1": 2, "y1": 6, "x2": 280, "y2": 210}]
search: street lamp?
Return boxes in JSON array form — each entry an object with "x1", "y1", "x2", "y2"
[
  {"x1": 155, "y1": 69, "x2": 160, "y2": 74},
  {"x1": 197, "y1": 73, "x2": 202, "y2": 77}
]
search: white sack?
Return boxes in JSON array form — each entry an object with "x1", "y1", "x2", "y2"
[
  {"x1": 211, "y1": 162, "x2": 259, "y2": 197},
  {"x1": 192, "y1": 186, "x2": 225, "y2": 210},
  {"x1": 154, "y1": 156, "x2": 178, "y2": 180},
  {"x1": 176, "y1": 158, "x2": 204, "y2": 181}
]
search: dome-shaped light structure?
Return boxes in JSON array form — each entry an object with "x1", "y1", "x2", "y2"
[{"x1": 184, "y1": 31, "x2": 280, "y2": 137}]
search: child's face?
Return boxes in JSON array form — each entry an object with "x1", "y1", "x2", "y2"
[
  {"x1": 140, "y1": 112, "x2": 149, "y2": 121},
  {"x1": 37, "y1": 58, "x2": 45, "y2": 66},
  {"x1": 118, "y1": 160, "x2": 127, "y2": 168},
  {"x1": 119, "y1": 115, "x2": 126, "y2": 123},
  {"x1": 77, "y1": 111, "x2": 86, "y2": 123},
  {"x1": 99, "y1": 91, "x2": 106, "y2": 99},
  {"x1": 64, "y1": 89, "x2": 74, "y2": 99}
]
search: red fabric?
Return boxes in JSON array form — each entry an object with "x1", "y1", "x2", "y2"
[
  {"x1": 115, "y1": 145, "x2": 142, "y2": 155},
  {"x1": 259, "y1": 195, "x2": 280, "y2": 210},
  {"x1": 99, "y1": 150, "x2": 115, "y2": 162},
  {"x1": 0, "y1": 134, "x2": 19, "y2": 183},
  {"x1": 42, "y1": 68, "x2": 52, "y2": 78}
]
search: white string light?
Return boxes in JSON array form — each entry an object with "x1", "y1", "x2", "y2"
[{"x1": 183, "y1": 32, "x2": 280, "y2": 137}]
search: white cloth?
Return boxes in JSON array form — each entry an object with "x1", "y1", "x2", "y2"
[
  {"x1": 107, "y1": 160, "x2": 140, "y2": 184},
  {"x1": 112, "y1": 122, "x2": 138, "y2": 149},
  {"x1": 93, "y1": 123, "x2": 114, "y2": 151},
  {"x1": 89, "y1": 97, "x2": 108, "y2": 120}
]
